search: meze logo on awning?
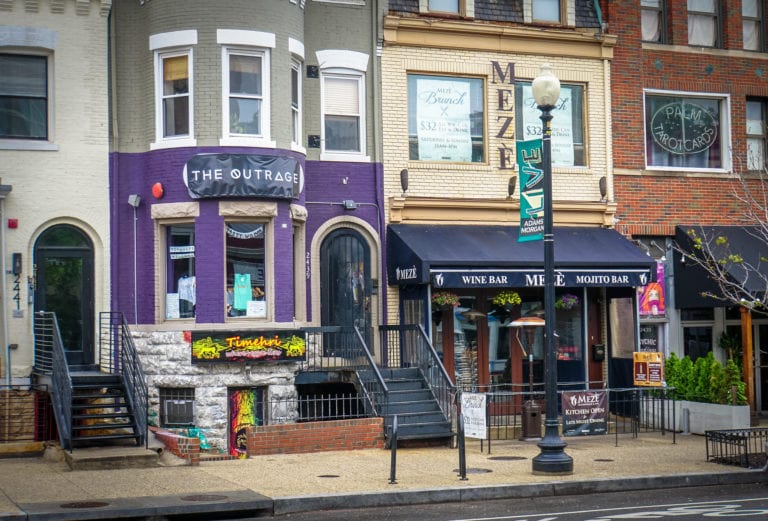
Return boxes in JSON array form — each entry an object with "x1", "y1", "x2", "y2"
[{"x1": 183, "y1": 153, "x2": 303, "y2": 199}]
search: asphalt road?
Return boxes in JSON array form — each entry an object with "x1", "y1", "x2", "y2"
[{"x1": 277, "y1": 482, "x2": 768, "y2": 521}]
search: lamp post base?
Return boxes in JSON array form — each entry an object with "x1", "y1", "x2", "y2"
[{"x1": 532, "y1": 433, "x2": 574, "y2": 475}]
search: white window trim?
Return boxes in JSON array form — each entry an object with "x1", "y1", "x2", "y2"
[
  {"x1": 150, "y1": 47, "x2": 197, "y2": 150},
  {"x1": 316, "y1": 50, "x2": 369, "y2": 162},
  {"x1": 218, "y1": 30, "x2": 276, "y2": 148},
  {"x1": 643, "y1": 89, "x2": 732, "y2": 173},
  {"x1": 219, "y1": 47, "x2": 274, "y2": 147}
]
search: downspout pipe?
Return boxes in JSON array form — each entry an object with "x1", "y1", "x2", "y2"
[{"x1": 0, "y1": 183, "x2": 13, "y2": 386}]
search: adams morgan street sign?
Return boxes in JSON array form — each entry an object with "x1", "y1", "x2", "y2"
[{"x1": 184, "y1": 153, "x2": 303, "y2": 199}]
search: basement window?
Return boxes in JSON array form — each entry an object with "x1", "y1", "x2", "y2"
[{"x1": 159, "y1": 387, "x2": 195, "y2": 427}]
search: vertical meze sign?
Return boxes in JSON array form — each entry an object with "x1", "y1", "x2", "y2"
[{"x1": 517, "y1": 139, "x2": 544, "y2": 242}]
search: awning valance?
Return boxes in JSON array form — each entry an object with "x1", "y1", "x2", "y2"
[
  {"x1": 674, "y1": 225, "x2": 768, "y2": 308},
  {"x1": 387, "y1": 224, "x2": 656, "y2": 288}
]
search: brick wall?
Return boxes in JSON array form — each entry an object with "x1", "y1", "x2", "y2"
[
  {"x1": 150, "y1": 427, "x2": 201, "y2": 465},
  {"x1": 604, "y1": 0, "x2": 768, "y2": 235},
  {"x1": 246, "y1": 418, "x2": 385, "y2": 455}
]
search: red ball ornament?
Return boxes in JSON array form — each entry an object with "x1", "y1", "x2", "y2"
[{"x1": 152, "y1": 182, "x2": 164, "y2": 199}]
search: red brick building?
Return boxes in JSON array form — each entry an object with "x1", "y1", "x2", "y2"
[{"x1": 604, "y1": 0, "x2": 768, "y2": 411}]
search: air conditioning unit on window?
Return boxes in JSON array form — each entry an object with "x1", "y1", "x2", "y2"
[{"x1": 163, "y1": 399, "x2": 195, "y2": 426}]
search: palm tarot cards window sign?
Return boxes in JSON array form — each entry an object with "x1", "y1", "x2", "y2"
[
  {"x1": 561, "y1": 390, "x2": 607, "y2": 436},
  {"x1": 191, "y1": 330, "x2": 306, "y2": 363},
  {"x1": 183, "y1": 153, "x2": 303, "y2": 199}
]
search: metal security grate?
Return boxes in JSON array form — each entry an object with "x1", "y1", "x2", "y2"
[{"x1": 159, "y1": 388, "x2": 195, "y2": 427}]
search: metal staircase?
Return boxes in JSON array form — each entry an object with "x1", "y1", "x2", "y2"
[
  {"x1": 378, "y1": 367, "x2": 453, "y2": 443},
  {"x1": 34, "y1": 311, "x2": 147, "y2": 452},
  {"x1": 69, "y1": 372, "x2": 142, "y2": 447}
]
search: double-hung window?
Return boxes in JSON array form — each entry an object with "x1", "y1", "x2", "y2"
[
  {"x1": 747, "y1": 99, "x2": 767, "y2": 171},
  {"x1": 515, "y1": 81, "x2": 586, "y2": 167},
  {"x1": 0, "y1": 53, "x2": 49, "y2": 140},
  {"x1": 317, "y1": 49, "x2": 369, "y2": 161},
  {"x1": 644, "y1": 91, "x2": 728, "y2": 171},
  {"x1": 291, "y1": 60, "x2": 302, "y2": 148},
  {"x1": 225, "y1": 49, "x2": 266, "y2": 137},
  {"x1": 743, "y1": 0, "x2": 764, "y2": 51},
  {"x1": 407, "y1": 74, "x2": 485, "y2": 163},
  {"x1": 218, "y1": 30, "x2": 275, "y2": 147},
  {"x1": 150, "y1": 30, "x2": 197, "y2": 149},
  {"x1": 642, "y1": 0, "x2": 666, "y2": 43},
  {"x1": 688, "y1": 0, "x2": 720, "y2": 47}
]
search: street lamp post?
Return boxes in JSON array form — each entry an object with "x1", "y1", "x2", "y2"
[{"x1": 531, "y1": 64, "x2": 573, "y2": 475}]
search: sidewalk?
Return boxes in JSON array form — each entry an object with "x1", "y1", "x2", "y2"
[{"x1": 0, "y1": 432, "x2": 766, "y2": 520}]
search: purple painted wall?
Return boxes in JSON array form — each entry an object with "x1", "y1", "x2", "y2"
[{"x1": 110, "y1": 147, "x2": 383, "y2": 326}]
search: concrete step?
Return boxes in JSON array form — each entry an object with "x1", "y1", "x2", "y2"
[{"x1": 56, "y1": 445, "x2": 161, "y2": 470}]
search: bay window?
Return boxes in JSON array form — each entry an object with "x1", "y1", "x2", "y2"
[
  {"x1": 407, "y1": 74, "x2": 485, "y2": 163},
  {"x1": 644, "y1": 92, "x2": 727, "y2": 170},
  {"x1": 515, "y1": 81, "x2": 586, "y2": 167}
]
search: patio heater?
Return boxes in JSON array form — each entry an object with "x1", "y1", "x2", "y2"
[{"x1": 508, "y1": 316, "x2": 545, "y2": 440}]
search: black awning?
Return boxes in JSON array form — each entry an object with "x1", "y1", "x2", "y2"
[
  {"x1": 387, "y1": 224, "x2": 656, "y2": 288},
  {"x1": 674, "y1": 225, "x2": 768, "y2": 308}
]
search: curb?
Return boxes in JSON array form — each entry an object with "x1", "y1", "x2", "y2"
[{"x1": 272, "y1": 469, "x2": 768, "y2": 515}]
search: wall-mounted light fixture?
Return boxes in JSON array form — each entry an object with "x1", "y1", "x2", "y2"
[
  {"x1": 508, "y1": 176, "x2": 517, "y2": 198},
  {"x1": 128, "y1": 194, "x2": 142, "y2": 208},
  {"x1": 599, "y1": 176, "x2": 607, "y2": 200},
  {"x1": 400, "y1": 168, "x2": 408, "y2": 194}
]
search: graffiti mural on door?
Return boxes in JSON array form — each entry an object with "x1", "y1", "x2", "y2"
[{"x1": 228, "y1": 388, "x2": 264, "y2": 458}]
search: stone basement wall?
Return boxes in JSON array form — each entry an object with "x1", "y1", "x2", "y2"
[
  {"x1": 133, "y1": 330, "x2": 298, "y2": 452},
  {"x1": 246, "y1": 418, "x2": 385, "y2": 455}
]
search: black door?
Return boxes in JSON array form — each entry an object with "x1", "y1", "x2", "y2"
[
  {"x1": 34, "y1": 225, "x2": 94, "y2": 366},
  {"x1": 320, "y1": 228, "x2": 372, "y2": 352}
]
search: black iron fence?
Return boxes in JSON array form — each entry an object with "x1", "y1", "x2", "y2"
[
  {"x1": 267, "y1": 393, "x2": 368, "y2": 424},
  {"x1": 461, "y1": 385, "x2": 676, "y2": 448},
  {"x1": 706, "y1": 428, "x2": 768, "y2": 468}
]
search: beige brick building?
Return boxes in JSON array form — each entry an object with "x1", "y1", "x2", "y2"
[{"x1": 0, "y1": 0, "x2": 111, "y2": 379}]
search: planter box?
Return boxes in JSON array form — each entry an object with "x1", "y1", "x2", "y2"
[
  {"x1": 641, "y1": 400, "x2": 750, "y2": 434},
  {"x1": 678, "y1": 400, "x2": 750, "y2": 434}
]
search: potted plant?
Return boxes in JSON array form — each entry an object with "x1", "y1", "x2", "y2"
[
  {"x1": 555, "y1": 293, "x2": 580, "y2": 310},
  {"x1": 492, "y1": 290, "x2": 521, "y2": 311},
  {"x1": 431, "y1": 291, "x2": 460, "y2": 310}
]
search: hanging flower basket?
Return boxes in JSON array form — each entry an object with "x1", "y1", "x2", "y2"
[
  {"x1": 431, "y1": 291, "x2": 460, "y2": 310},
  {"x1": 555, "y1": 293, "x2": 580, "y2": 310},
  {"x1": 492, "y1": 290, "x2": 521, "y2": 311}
]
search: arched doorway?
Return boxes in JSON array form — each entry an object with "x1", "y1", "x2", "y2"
[
  {"x1": 320, "y1": 228, "x2": 372, "y2": 349},
  {"x1": 34, "y1": 225, "x2": 94, "y2": 366}
]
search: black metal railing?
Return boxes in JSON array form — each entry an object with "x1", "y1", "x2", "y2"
[
  {"x1": 299, "y1": 326, "x2": 389, "y2": 417},
  {"x1": 266, "y1": 392, "x2": 368, "y2": 424},
  {"x1": 462, "y1": 385, "x2": 676, "y2": 446},
  {"x1": 99, "y1": 312, "x2": 148, "y2": 448},
  {"x1": 34, "y1": 311, "x2": 73, "y2": 451},
  {"x1": 706, "y1": 428, "x2": 768, "y2": 468},
  {"x1": 380, "y1": 324, "x2": 457, "y2": 427}
]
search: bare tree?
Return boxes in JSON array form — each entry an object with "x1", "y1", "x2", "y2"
[{"x1": 674, "y1": 164, "x2": 768, "y2": 312}]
